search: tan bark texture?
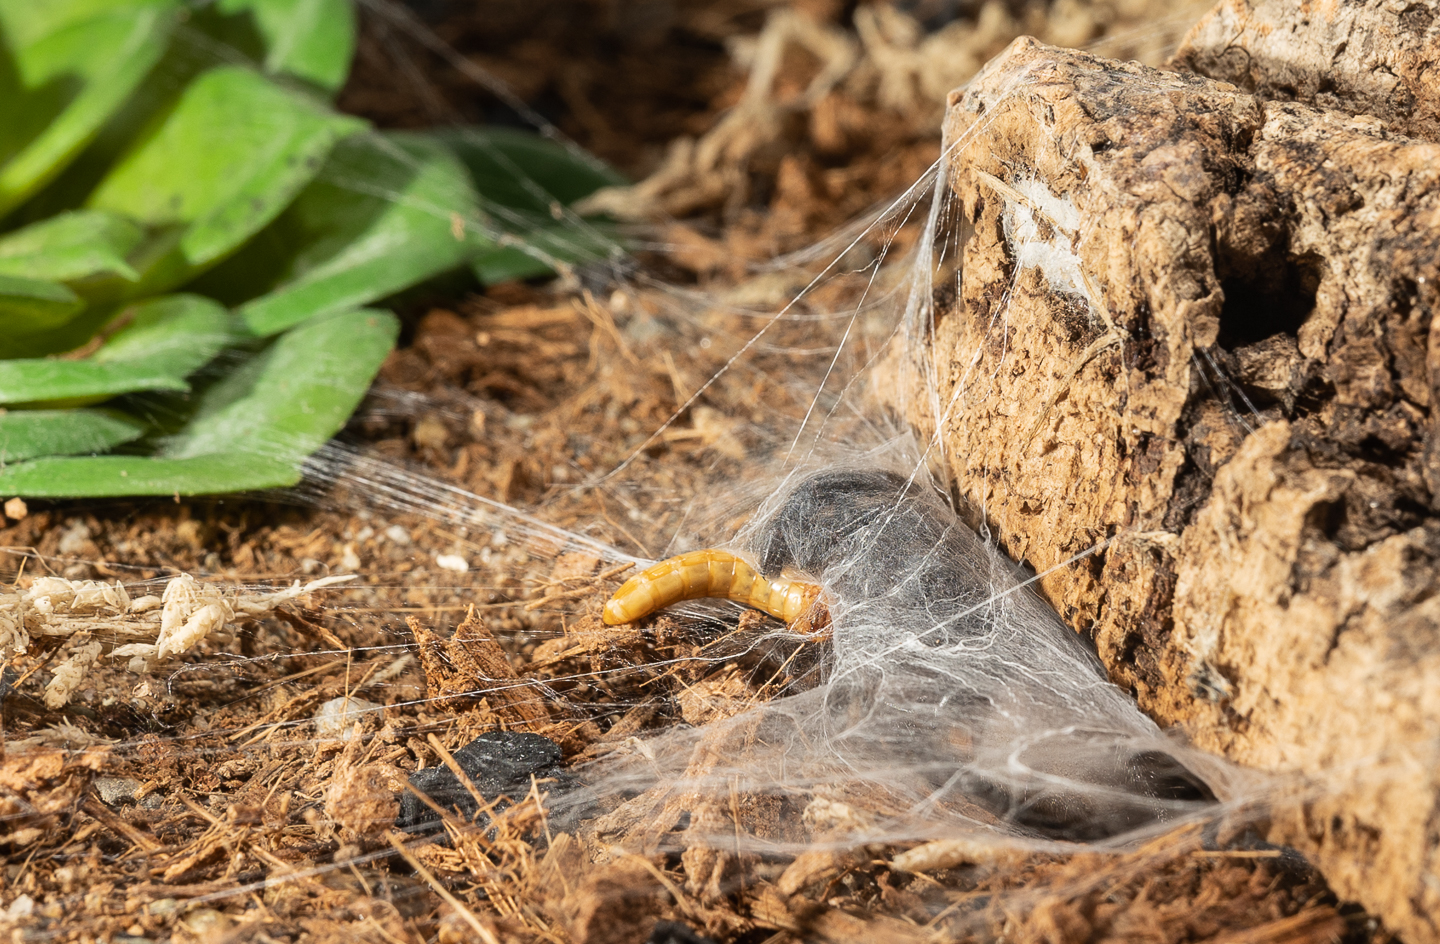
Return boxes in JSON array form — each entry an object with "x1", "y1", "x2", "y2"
[
  {"x1": 1172, "y1": 0, "x2": 1440, "y2": 140},
  {"x1": 923, "y1": 9, "x2": 1440, "y2": 939}
]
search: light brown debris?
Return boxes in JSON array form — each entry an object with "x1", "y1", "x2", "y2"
[
  {"x1": 408, "y1": 607, "x2": 550, "y2": 728},
  {"x1": 749, "y1": 886, "x2": 931, "y2": 944},
  {"x1": 0, "y1": 748, "x2": 106, "y2": 851},
  {"x1": 324, "y1": 737, "x2": 403, "y2": 842},
  {"x1": 0, "y1": 572, "x2": 354, "y2": 709},
  {"x1": 555, "y1": 855, "x2": 671, "y2": 944}
]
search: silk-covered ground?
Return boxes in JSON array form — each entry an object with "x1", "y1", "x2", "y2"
[{"x1": 0, "y1": 2, "x2": 1392, "y2": 942}]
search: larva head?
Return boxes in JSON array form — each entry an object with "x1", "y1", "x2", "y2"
[
  {"x1": 602, "y1": 595, "x2": 632, "y2": 625},
  {"x1": 785, "y1": 584, "x2": 831, "y2": 640},
  {"x1": 602, "y1": 563, "x2": 675, "y2": 625}
]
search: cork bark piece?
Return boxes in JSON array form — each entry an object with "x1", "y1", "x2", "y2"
[
  {"x1": 1171, "y1": 0, "x2": 1440, "y2": 140},
  {"x1": 923, "y1": 27, "x2": 1440, "y2": 944}
]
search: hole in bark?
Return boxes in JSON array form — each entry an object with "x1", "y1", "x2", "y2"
[
  {"x1": 1305, "y1": 499, "x2": 1346, "y2": 541},
  {"x1": 1162, "y1": 450, "x2": 1211, "y2": 532},
  {"x1": 1216, "y1": 254, "x2": 1321, "y2": 348},
  {"x1": 1118, "y1": 630, "x2": 1145, "y2": 672},
  {"x1": 931, "y1": 276, "x2": 958, "y2": 329}
]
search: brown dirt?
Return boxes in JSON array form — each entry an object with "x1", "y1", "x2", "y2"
[{"x1": 0, "y1": 2, "x2": 1397, "y2": 943}]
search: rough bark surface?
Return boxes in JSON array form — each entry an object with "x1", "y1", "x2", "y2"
[
  {"x1": 1172, "y1": 0, "x2": 1440, "y2": 140},
  {"x1": 925, "y1": 12, "x2": 1440, "y2": 941}
]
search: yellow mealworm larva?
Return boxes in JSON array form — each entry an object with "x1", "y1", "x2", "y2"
[{"x1": 603, "y1": 549, "x2": 828, "y2": 636}]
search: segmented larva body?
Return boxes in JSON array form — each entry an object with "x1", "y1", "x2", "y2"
[{"x1": 603, "y1": 549, "x2": 827, "y2": 636}]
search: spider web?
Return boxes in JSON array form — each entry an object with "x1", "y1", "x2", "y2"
[{"x1": 1, "y1": 3, "x2": 1345, "y2": 940}]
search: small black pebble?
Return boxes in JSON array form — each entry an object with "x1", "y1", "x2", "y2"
[
  {"x1": 396, "y1": 731, "x2": 564, "y2": 834},
  {"x1": 647, "y1": 920, "x2": 717, "y2": 944}
]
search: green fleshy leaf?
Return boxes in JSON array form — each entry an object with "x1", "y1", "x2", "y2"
[
  {"x1": 0, "y1": 1, "x2": 177, "y2": 216},
  {"x1": 0, "y1": 451, "x2": 298, "y2": 496},
  {"x1": 0, "y1": 303, "x2": 122, "y2": 360},
  {"x1": 0, "y1": 307, "x2": 399, "y2": 496},
  {"x1": 6, "y1": 14, "x2": 221, "y2": 229},
  {"x1": 422, "y1": 127, "x2": 625, "y2": 283},
  {"x1": 203, "y1": 132, "x2": 479, "y2": 336},
  {"x1": 87, "y1": 65, "x2": 365, "y2": 279},
  {"x1": 92, "y1": 295, "x2": 231, "y2": 371},
  {"x1": 0, "y1": 211, "x2": 148, "y2": 356},
  {"x1": 214, "y1": 0, "x2": 356, "y2": 93},
  {"x1": 166, "y1": 307, "x2": 396, "y2": 458},
  {"x1": 0, "y1": 362, "x2": 185, "y2": 408},
  {"x1": 470, "y1": 217, "x2": 622, "y2": 284},
  {"x1": 0, "y1": 293, "x2": 231, "y2": 406},
  {"x1": 0, "y1": 272, "x2": 83, "y2": 332},
  {"x1": 0, "y1": 1, "x2": 158, "y2": 46},
  {"x1": 0, "y1": 407, "x2": 146, "y2": 461},
  {"x1": 471, "y1": 244, "x2": 556, "y2": 285},
  {"x1": 0, "y1": 209, "x2": 142, "y2": 282},
  {"x1": 430, "y1": 126, "x2": 626, "y2": 215}
]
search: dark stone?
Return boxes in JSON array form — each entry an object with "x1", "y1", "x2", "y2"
[{"x1": 396, "y1": 730, "x2": 568, "y2": 835}]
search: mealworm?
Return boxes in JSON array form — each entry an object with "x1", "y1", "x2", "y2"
[{"x1": 603, "y1": 549, "x2": 829, "y2": 636}]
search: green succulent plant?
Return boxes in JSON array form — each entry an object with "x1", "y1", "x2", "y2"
[{"x1": 0, "y1": 0, "x2": 624, "y2": 497}]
